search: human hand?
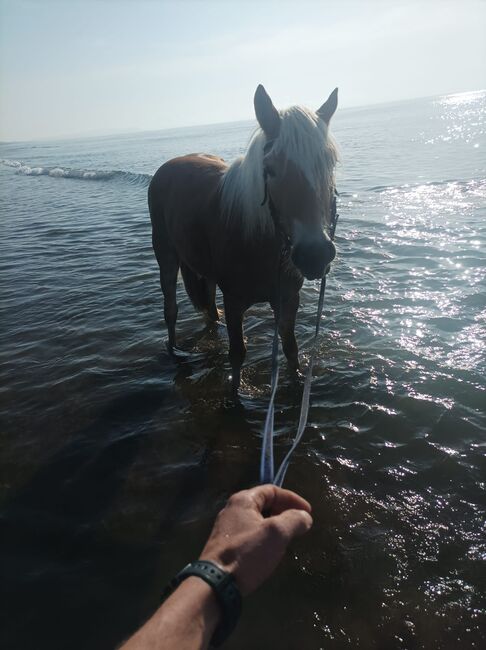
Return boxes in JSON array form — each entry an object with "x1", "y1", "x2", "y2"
[{"x1": 199, "y1": 484, "x2": 313, "y2": 596}]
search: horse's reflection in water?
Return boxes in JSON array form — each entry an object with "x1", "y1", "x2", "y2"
[{"x1": 149, "y1": 85, "x2": 339, "y2": 393}]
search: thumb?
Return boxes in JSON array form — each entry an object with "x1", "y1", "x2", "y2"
[{"x1": 270, "y1": 508, "x2": 313, "y2": 543}]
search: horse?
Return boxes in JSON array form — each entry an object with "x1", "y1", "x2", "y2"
[{"x1": 148, "y1": 85, "x2": 339, "y2": 392}]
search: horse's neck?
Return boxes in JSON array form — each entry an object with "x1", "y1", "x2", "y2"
[{"x1": 219, "y1": 155, "x2": 273, "y2": 239}]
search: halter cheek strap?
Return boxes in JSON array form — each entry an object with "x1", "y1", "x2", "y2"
[
  {"x1": 261, "y1": 167, "x2": 269, "y2": 207},
  {"x1": 261, "y1": 149, "x2": 292, "y2": 255},
  {"x1": 260, "y1": 142, "x2": 276, "y2": 212},
  {"x1": 260, "y1": 139, "x2": 275, "y2": 207}
]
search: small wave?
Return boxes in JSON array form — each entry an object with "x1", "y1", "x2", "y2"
[
  {"x1": 1, "y1": 159, "x2": 23, "y2": 168},
  {"x1": 0, "y1": 159, "x2": 152, "y2": 187}
]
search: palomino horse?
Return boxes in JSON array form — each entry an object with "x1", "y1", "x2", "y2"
[{"x1": 149, "y1": 85, "x2": 338, "y2": 392}]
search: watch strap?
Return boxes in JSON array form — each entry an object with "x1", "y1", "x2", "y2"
[{"x1": 163, "y1": 560, "x2": 242, "y2": 647}]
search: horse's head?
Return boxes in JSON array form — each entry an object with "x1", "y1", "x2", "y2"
[{"x1": 254, "y1": 85, "x2": 338, "y2": 280}]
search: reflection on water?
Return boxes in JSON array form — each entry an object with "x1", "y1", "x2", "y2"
[{"x1": 1, "y1": 91, "x2": 485, "y2": 649}]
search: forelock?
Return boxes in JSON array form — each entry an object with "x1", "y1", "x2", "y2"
[{"x1": 274, "y1": 105, "x2": 338, "y2": 196}]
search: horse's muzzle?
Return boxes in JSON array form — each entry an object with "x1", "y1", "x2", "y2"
[{"x1": 291, "y1": 236, "x2": 336, "y2": 280}]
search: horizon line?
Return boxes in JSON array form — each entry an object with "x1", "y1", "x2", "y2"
[{"x1": 1, "y1": 87, "x2": 484, "y2": 146}]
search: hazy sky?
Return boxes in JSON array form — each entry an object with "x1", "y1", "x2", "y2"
[{"x1": 0, "y1": 0, "x2": 485, "y2": 141}]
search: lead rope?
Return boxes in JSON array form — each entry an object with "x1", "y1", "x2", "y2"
[
  {"x1": 259, "y1": 189, "x2": 339, "y2": 486},
  {"x1": 274, "y1": 275, "x2": 326, "y2": 486},
  {"x1": 259, "y1": 298, "x2": 279, "y2": 484}
]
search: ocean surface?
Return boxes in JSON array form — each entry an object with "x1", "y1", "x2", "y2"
[{"x1": 1, "y1": 91, "x2": 485, "y2": 649}]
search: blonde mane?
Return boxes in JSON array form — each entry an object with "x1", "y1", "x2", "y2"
[{"x1": 220, "y1": 105, "x2": 338, "y2": 237}]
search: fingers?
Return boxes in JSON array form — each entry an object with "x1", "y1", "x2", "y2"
[
  {"x1": 246, "y1": 484, "x2": 312, "y2": 517},
  {"x1": 268, "y1": 487, "x2": 312, "y2": 516},
  {"x1": 269, "y1": 508, "x2": 313, "y2": 542}
]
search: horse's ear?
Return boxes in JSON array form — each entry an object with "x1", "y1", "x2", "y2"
[
  {"x1": 254, "y1": 84, "x2": 281, "y2": 140},
  {"x1": 317, "y1": 87, "x2": 338, "y2": 124}
]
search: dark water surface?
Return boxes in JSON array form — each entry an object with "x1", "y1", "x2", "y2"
[{"x1": 1, "y1": 92, "x2": 485, "y2": 649}]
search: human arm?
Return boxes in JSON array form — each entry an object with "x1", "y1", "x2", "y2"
[{"x1": 120, "y1": 484, "x2": 313, "y2": 650}]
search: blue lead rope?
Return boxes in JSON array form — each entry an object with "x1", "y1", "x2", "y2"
[
  {"x1": 259, "y1": 315, "x2": 279, "y2": 484},
  {"x1": 259, "y1": 276, "x2": 327, "y2": 486},
  {"x1": 273, "y1": 276, "x2": 327, "y2": 486},
  {"x1": 259, "y1": 188, "x2": 339, "y2": 486}
]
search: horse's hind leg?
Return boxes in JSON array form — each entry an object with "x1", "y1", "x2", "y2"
[
  {"x1": 205, "y1": 280, "x2": 220, "y2": 323},
  {"x1": 180, "y1": 263, "x2": 219, "y2": 323},
  {"x1": 155, "y1": 243, "x2": 180, "y2": 352}
]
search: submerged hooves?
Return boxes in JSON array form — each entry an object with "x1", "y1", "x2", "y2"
[
  {"x1": 222, "y1": 395, "x2": 245, "y2": 412},
  {"x1": 289, "y1": 364, "x2": 303, "y2": 379},
  {"x1": 289, "y1": 368, "x2": 305, "y2": 389},
  {"x1": 165, "y1": 341, "x2": 207, "y2": 362},
  {"x1": 226, "y1": 372, "x2": 241, "y2": 399},
  {"x1": 204, "y1": 317, "x2": 226, "y2": 335},
  {"x1": 214, "y1": 319, "x2": 226, "y2": 329},
  {"x1": 204, "y1": 306, "x2": 223, "y2": 325},
  {"x1": 166, "y1": 342, "x2": 191, "y2": 359}
]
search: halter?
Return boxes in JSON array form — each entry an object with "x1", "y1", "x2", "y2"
[
  {"x1": 260, "y1": 140, "x2": 339, "y2": 249},
  {"x1": 259, "y1": 151, "x2": 339, "y2": 486}
]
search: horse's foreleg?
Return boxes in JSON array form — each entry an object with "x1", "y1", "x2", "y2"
[
  {"x1": 275, "y1": 291, "x2": 300, "y2": 371},
  {"x1": 223, "y1": 295, "x2": 246, "y2": 393},
  {"x1": 157, "y1": 248, "x2": 180, "y2": 352}
]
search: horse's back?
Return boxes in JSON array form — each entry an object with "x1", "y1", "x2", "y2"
[
  {"x1": 149, "y1": 154, "x2": 226, "y2": 212},
  {"x1": 148, "y1": 154, "x2": 227, "y2": 275}
]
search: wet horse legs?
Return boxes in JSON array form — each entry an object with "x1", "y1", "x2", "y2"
[
  {"x1": 157, "y1": 248, "x2": 180, "y2": 352},
  {"x1": 223, "y1": 295, "x2": 246, "y2": 393},
  {"x1": 272, "y1": 291, "x2": 300, "y2": 371}
]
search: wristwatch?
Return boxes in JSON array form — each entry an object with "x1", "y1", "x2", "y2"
[{"x1": 162, "y1": 560, "x2": 242, "y2": 647}]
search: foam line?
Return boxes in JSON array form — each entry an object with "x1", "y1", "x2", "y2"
[{"x1": 0, "y1": 159, "x2": 152, "y2": 187}]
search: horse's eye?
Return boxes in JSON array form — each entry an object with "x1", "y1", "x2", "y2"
[{"x1": 265, "y1": 166, "x2": 276, "y2": 178}]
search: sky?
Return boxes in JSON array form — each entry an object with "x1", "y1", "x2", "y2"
[{"x1": 0, "y1": 0, "x2": 485, "y2": 141}]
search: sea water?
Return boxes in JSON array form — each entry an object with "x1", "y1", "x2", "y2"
[{"x1": 1, "y1": 91, "x2": 485, "y2": 649}]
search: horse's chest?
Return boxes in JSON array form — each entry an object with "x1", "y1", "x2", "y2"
[{"x1": 214, "y1": 241, "x2": 300, "y2": 304}]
